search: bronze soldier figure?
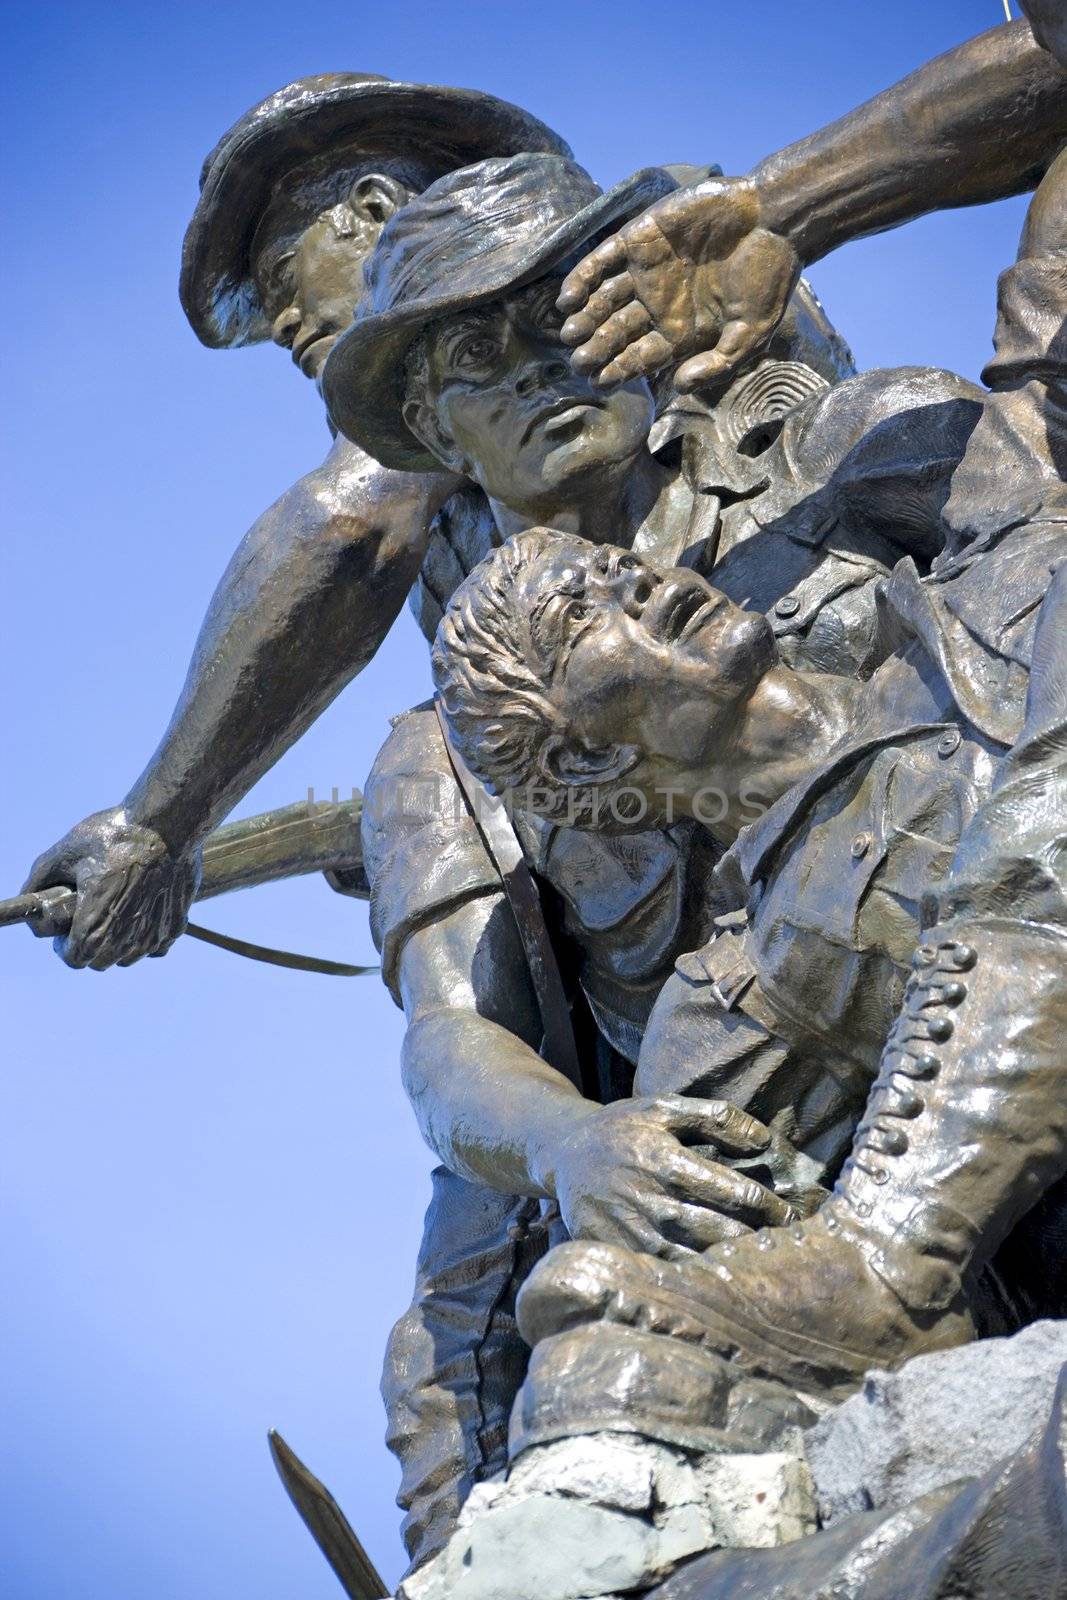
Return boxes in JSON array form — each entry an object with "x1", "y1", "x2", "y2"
[
  {"x1": 328, "y1": 147, "x2": 1032, "y2": 1553},
  {"x1": 20, "y1": 89, "x2": 839, "y2": 1576},
  {"x1": 23, "y1": 73, "x2": 566, "y2": 971},
  {"x1": 326, "y1": 148, "x2": 915, "y2": 1562},
  {"x1": 431, "y1": 519, "x2": 1065, "y2": 1397},
  {"x1": 329, "y1": 146, "x2": 989, "y2": 1222},
  {"x1": 19, "y1": 74, "x2": 573, "y2": 1577},
  {"x1": 414, "y1": 7, "x2": 1067, "y2": 1418},
  {"x1": 17, "y1": 12, "x2": 1066, "y2": 1585}
]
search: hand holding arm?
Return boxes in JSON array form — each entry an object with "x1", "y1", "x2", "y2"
[{"x1": 399, "y1": 897, "x2": 794, "y2": 1259}]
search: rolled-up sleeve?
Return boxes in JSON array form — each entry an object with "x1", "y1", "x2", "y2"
[{"x1": 361, "y1": 704, "x2": 502, "y2": 1003}]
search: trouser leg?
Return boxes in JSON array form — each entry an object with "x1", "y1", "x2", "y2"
[
  {"x1": 382, "y1": 1167, "x2": 547, "y2": 1572},
  {"x1": 943, "y1": 147, "x2": 1067, "y2": 546},
  {"x1": 636, "y1": 957, "x2": 866, "y2": 1191}
]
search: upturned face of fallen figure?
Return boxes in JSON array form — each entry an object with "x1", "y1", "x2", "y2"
[{"x1": 432, "y1": 525, "x2": 851, "y2": 839}]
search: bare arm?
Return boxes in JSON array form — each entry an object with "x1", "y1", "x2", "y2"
[
  {"x1": 24, "y1": 436, "x2": 456, "y2": 967},
  {"x1": 398, "y1": 895, "x2": 795, "y2": 1256},
  {"x1": 125, "y1": 434, "x2": 455, "y2": 848},
  {"x1": 560, "y1": 20, "x2": 1067, "y2": 388},
  {"x1": 399, "y1": 895, "x2": 580, "y2": 1197},
  {"x1": 754, "y1": 19, "x2": 1063, "y2": 265}
]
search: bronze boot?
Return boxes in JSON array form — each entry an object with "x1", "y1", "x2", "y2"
[{"x1": 518, "y1": 921, "x2": 1067, "y2": 1398}]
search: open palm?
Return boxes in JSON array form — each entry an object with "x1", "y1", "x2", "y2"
[{"x1": 558, "y1": 176, "x2": 800, "y2": 391}]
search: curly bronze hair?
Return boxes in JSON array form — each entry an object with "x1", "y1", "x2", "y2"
[{"x1": 435, "y1": 527, "x2": 641, "y2": 827}]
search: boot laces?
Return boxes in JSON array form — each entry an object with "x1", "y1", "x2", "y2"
[{"x1": 846, "y1": 936, "x2": 975, "y2": 1189}]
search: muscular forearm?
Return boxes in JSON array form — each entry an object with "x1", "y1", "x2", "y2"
[
  {"x1": 754, "y1": 21, "x2": 1067, "y2": 265},
  {"x1": 402, "y1": 1007, "x2": 594, "y2": 1198},
  {"x1": 123, "y1": 437, "x2": 454, "y2": 851},
  {"x1": 397, "y1": 898, "x2": 594, "y2": 1196},
  {"x1": 394, "y1": 903, "x2": 790, "y2": 1249}
]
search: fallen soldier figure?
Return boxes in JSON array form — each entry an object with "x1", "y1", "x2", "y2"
[{"x1": 432, "y1": 521, "x2": 1067, "y2": 1401}]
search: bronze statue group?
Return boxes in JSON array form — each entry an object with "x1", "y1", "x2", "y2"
[{"x1": 22, "y1": 7, "x2": 1067, "y2": 1596}]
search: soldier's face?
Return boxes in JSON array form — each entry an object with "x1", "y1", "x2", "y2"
[
  {"x1": 257, "y1": 212, "x2": 377, "y2": 380},
  {"x1": 518, "y1": 544, "x2": 776, "y2": 782},
  {"x1": 255, "y1": 167, "x2": 420, "y2": 383},
  {"x1": 421, "y1": 281, "x2": 655, "y2": 512}
]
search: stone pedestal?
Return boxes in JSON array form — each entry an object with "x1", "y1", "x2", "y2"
[
  {"x1": 398, "y1": 1322, "x2": 1067, "y2": 1600},
  {"x1": 398, "y1": 1434, "x2": 816, "y2": 1600}
]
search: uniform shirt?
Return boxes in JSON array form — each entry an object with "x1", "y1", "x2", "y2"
[
  {"x1": 637, "y1": 534, "x2": 1064, "y2": 1181},
  {"x1": 362, "y1": 701, "x2": 726, "y2": 1067}
]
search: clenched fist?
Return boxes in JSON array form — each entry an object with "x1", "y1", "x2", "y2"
[{"x1": 23, "y1": 807, "x2": 201, "y2": 970}]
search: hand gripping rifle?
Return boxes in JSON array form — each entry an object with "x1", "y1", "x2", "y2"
[{"x1": 1, "y1": 797, "x2": 376, "y2": 976}]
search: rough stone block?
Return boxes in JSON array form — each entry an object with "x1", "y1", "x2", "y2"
[
  {"x1": 400, "y1": 1431, "x2": 818, "y2": 1600},
  {"x1": 699, "y1": 1451, "x2": 817, "y2": 1547},
  {"x1": 398, "y1": 1492, "x2": 660, "y2": 1600},
  {"x1": 506, "y1": 1433, "x2": 656, "y2": 1513},
  {"x1": 805, "y1": 1319, "x2": 1067, "y2": 1525}
]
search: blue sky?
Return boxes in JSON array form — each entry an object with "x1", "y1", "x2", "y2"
[{"x1": 1, "y1": 1, "x2": 1033, "y2": 1593}]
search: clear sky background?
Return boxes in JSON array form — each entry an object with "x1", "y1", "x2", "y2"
[{"x1": 1, "y1": 1, "x2": 1035, "y2": 1594}]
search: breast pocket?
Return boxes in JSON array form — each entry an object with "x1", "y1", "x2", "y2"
[
  {"x1": 877, "y1": 744, "x2": 982, "y2": 894},
  {"x1": 767, "y1": 754, "x2": 894, "y2": 949}
]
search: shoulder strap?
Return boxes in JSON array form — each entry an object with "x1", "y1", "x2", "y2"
[{"x1": 434, "y1": 700, "x2": 583, "y2": 1092}]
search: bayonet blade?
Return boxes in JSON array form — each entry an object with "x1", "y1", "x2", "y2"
[{"x1": 268, "y1": 1429, "x2": 389, "y2": 1599}]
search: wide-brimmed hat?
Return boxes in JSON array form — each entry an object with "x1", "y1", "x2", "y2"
[
  {"x1": 180, "y1": 74, "x2": 572, "y2": 349},
  {"x1": 322, "y1": 153, "x2": 678, "y2": 470}
]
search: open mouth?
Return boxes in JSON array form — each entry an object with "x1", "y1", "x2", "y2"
[
  {"x1": 651, "y1": 583, "x2": 725, "y2": 643},
  {"x1": 294, "y1": 330, "x2": 335, "y2": 376},
  {"x1": 678, "y1": 594, "x2": 725, "y2": 642},
  {"x1": 521, "y1": 396, "x2": 601, "y2": 447}
]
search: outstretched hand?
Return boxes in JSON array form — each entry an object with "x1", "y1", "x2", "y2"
[
  {"x1": 23, "y1": 807, "x2": 201, "y2": 970},
  {"x1": 557, "y1": 177, "x2": 801, "y2": 391},
  {"x1": 551, "y1": 1094, "x2": 798, "y2": 1262}
]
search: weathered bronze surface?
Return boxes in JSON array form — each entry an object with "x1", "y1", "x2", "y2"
[
  {"x1": 14, "y1": 8, "x2": 1067, "y2": 1596},
  {"x1": 435, "y1": 515, "x2": 1066, "y2": 1381},
  {"x1": 355, "y1": 8, "x2": 1065, "y2": 1583},
  {"x1": 553, "y1": 20, "x2": 1065, "y2": 394}
]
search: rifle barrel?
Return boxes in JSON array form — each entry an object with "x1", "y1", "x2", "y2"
[{"x1": 0, "y1": 892, "x2": 58, "y2": 929}]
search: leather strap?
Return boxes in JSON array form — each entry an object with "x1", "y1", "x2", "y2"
[
  {"x1": 184, "y1": 921, "x2": 378, "y2": 977},
  {"x1": 0, "y1": 888, "x2": 377, "y2": 977},
  {"x1": 435, "y1": 700, "x2": 583, "y2": 1092}
]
